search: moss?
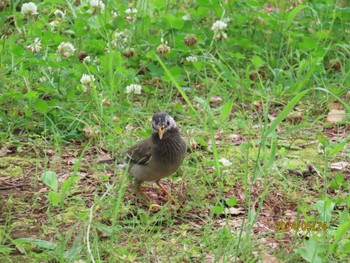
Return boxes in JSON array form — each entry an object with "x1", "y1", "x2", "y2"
[
  {"x1": 0, "y1": 163, "x2": 23, "y2": 177},
  {"x1": 0, "y1": 157, "x2": 36, "y2": 177}
]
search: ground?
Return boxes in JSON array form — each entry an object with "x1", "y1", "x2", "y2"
[{"x1": 1, "y1": 121, "x2": 349, "y2": 262}]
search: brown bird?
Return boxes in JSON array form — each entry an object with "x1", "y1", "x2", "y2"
[{"x1": 122, "y1": 112, "x2": 187, "y2": 201}]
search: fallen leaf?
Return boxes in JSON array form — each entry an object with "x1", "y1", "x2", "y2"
[
  {"x1": 326, "y1": 59, "x2": 342, "y2": 73},
  {"x1": 331, "y1": 162, "x2": 349, "y2": 171},
  {"x1": 83, "y1": 125, "x2": 100, "y2": 139},
  {"x1": 204, "y1": 255, "x2": 215, "y2": 263},
  {"x1": 329, "y1": 100, "x2": 344, "y2": 110},
  {"x1": 217, "y1": 218, "x2": 244, "y2": 229},
  {"x1": 224, "y1": 207, "x2": 245, "y2": 216},
  {"x1": 102, "y1": 97, "x2": 110, "y2": 106},
  {"x1": 285, "y1": 111, "x2": 303, "y2": 123},
  {"x1": 210, "y1": 96, "x2": 223, "y2": 107},
  {"x1": 326, "y1": 109, "x2": 346, "y2": 123},
  {"x1": 125, "y1": 123, "x2": 133, "y2": 131},
  {"x1": 0, "y1": 146, "x2": 9, "y2": 157},
  {"x1": 260, "y1": 251, "x2": 280, "y2": 263}
]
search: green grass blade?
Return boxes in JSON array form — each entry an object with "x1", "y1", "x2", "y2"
[
  {"x1": 266, "y1": 89, "x2": 309, "y2": 135},
  {"x1": 155, "y1": 54, "x2": 200, "y2": 118},
  {"x1": 284, "y1": 5, "x2": 310, "y2": 30}
]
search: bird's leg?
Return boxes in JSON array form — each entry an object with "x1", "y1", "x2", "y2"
[
  {"x1": 156, "y1": 180, "x2": 175, "y2": 203},
  {"x1": 134, "y1": 180, "x2": 151, "y2": 202}
]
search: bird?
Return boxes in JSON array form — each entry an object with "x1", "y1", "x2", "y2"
[{"x1": 108, "y1": 112, "x2": 187, "y2": 202}]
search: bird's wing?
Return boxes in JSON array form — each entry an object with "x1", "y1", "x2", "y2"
[{"x1": 126, "y1": 138, "x2": 153, "y2": 165}]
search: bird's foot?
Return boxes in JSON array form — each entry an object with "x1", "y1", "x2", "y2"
[
  {"x1": 156, "y1": 181, "x2": 175, "y2": 203},
  {"x1": 135, "y1": 189, "x2": 152, "y2": 202}
]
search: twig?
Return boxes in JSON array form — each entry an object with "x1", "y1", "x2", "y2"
[{"x1": 0, "y1": 184, "x2": 26, "y2": 190}]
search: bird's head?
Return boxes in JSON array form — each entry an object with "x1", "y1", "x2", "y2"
[{"x1": 152, "y1": 112, "x2": 177, "y2": 140}]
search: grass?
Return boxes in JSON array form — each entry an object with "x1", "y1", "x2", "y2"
[{"x1": 1, "y1": 0, "x2": 350, "y2": 262}]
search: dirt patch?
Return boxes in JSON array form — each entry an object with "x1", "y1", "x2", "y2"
[{"x1": 1, "y1": 130, "x2": 349, "y2": 258}]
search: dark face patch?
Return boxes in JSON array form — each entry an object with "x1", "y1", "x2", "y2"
[
  {"x1": 152, "y1": 112, "x2": 169, "y2": 126},
  {"x1": 151, "y1": 112, "x2": 176, "y2": 137}
]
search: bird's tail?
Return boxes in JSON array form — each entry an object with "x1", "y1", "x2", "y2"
[
  {"x1": 98, "y1": 159, "x2": 116, "y2": 164},
  {"x1": 98, "y1": 158, "x2": 127, "y2": 169}
]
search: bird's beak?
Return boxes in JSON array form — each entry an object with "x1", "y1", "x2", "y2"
[{"x1": 158, "y1": 127, "x2": 164, "y2": 140}]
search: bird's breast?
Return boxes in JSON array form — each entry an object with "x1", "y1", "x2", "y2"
[{"x1": 129, "y1": 136, "x2": 187, "y2": 182}]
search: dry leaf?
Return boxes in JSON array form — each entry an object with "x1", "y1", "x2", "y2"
[
  {"x1": 330, "y1": 101, "x2": 344, "y2": 110},
  {"x1": 260, "y1": 252, "x2": 280, "y2": 263},
  {"x1": 285, "y1": 111, "x2": 303, "y2": 123},
  {"x1": 204, "y1": 255, "x2": 215, "y2": 263},
  {"x1": 326, "y1": 109, "x2": 346, "y2": 123},
  {"x1": 83, "y1": 125, "x2": 100, "y2": 139},
  {"x1": 0, "y1": 146, "x2": 8, "y2": 157},
  {"x1": 326, "y1": 59, "x2": 342, "y2": 73},
  {"x1": 346, "y1": 91, "x2": 350, "y2": 102},
  {"x1": 331, "y1": 162, "x2": 349, "y2": 171},
  {"x1": 268, "y1": 114, "x2": 277, "y2": 122},
  {"x1": 125, "y1": 123, "x2": 133, "y2": 131},
  {"x1": 218, "y1": 218, "x2": 244, "y2": 229},
  {"x1": 224, "y1": 207, "x2": 245, "y2": 215},
  {"x1": 210, "y1": 96, "x2": 222, "y2": 107},
  {"x1": 78, "y1": 51, "x2": 88, "y2": 61},
  {"x1": 102, "y1": 98, "x2": 111, "y2": 106},
  {"x1": 215, "y1": 129, "x2": 224, "y2": 140}
]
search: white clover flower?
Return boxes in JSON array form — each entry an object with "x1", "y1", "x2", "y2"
[
  {"x1": 126, "y1": 16, "x2": 136, "y2": 22},
  {"x1": 49, "y1": 20, "x2": 59, "y2": 29},
  {"x1": 126, "y1": 16, "x2": 137, "y2": 22},
  {"x1": 83, "y1": 56, "x2": 91, "y2": 62},
  {"x1": 39, "y1": 76, "x2": 47, "y2": 83},
  {"x1": 222, "y1": 17, "x2": 231, "y2": 23},
  {"x1": 114, "y1": 30, "x2": 128, "y2": 41},
  {"x1": 90, "y1": 0, "x2": 105, "y2": 11},
  {"x1": 16, "y1": 27, "x2": 26, "y2": 35},
  {"x1": 111, "y1": 30, "x2": 129, "y2": 48},
  {"x1": 219, "y1": 158, "x2": 232, "y2": 167},
  {"x1": 125, "y1": 7, "x2": 137, "y2": 22},
  {"x1": 125, "y1": 7, "x2": 138, "y2": 15},
  {"x1": 57, "y1": 42, "x2": 76, "y2": 57},
  {"x1": 125, "y1": 84, "x2": 142, "y2": 95},
  {"x1": 156, "y1": 37, "x2": 171, "y2": 55},
  {"x1": 21, "y1": 2, "x2": 38, "y2": 16},
  {"x1": 182, "y1": 14, "x2": 191, "y2": 21},
  {"x1": 111, "y1": 11, "x2": 118, "y2": 18},
  {"x1": 80, "y1": 74, "x2": 95, "y2": 86},
  {"x1": 186, "y1": 55, "x2": 197, "y2": 63},
  {"x1": 211, "y1": 20, "x2": 227, "y2": 31},
  {"x1": 157, "y1": 43, "x2": 170, "y2": 55},
  {"x1": 211, "y1": 20, "x2": 228, "y2": 41},
  {"x1": 27, "y1": 38, "x2": 41, "y2": 53},
  {"x1": 54, "y1": 9, "x2": 65, "y2": 18},
  {"x1": 215, "y1": 31, "x2": 227, "y2": 40}
]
